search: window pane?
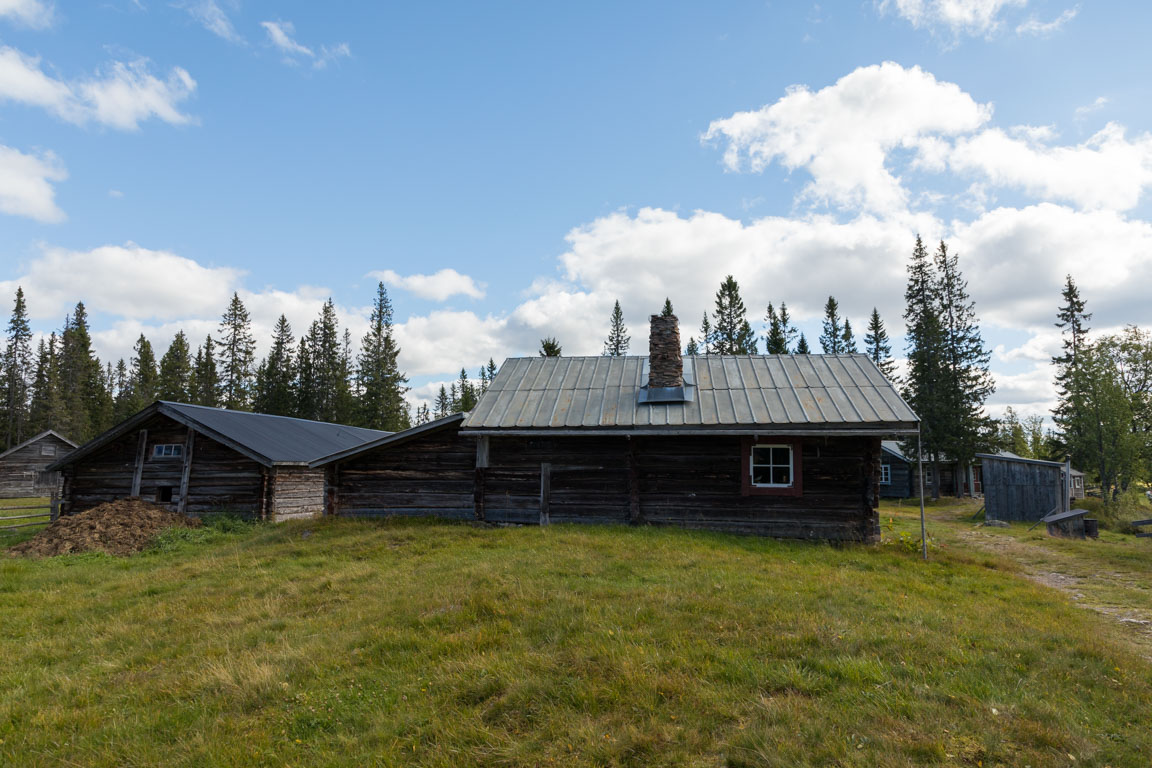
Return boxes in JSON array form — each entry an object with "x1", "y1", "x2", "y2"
[
  {"x1": 752, "y1": 467, "x2": 772, "y2": 485},
  {"x1": 772, "y1": 466, "x2": 791, "y2": 485},
  {"x1": 771, "y1": 447, "x2": 790, "y2": 465},
  {"x1": 751, "y1": 446, "x2": 770, "y2": 465}
]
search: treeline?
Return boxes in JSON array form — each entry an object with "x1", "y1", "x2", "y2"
[{"x1": 0, "y1": 283, "x2": 436, "y2": 447}]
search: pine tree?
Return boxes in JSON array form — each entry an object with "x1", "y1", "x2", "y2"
[
  {"x1": 603, "y1": 300, "x2": 630, "y2": 356},
  {"x1": 711, "y1": 275, "x2": 757, "y2": 354},
  {"x1": 414, "y1": 403, "x2": 431, "y2": 425},
  {"x1": 58, "y1": 302, "x2": 108, "y2": 441},
  {"x1": 486, "y1": 358, "x2": 498, "y2": 384},
  {"x1": 539, "y1": 337, "x2": 562, "y2": 357},
  {"x1": 120, "y1": 334, "x2": 158, "y2": 416},
  {"x1": 157, "y1": 331, "x2": 193, "y2": 403},
  {"x1": 661, "y1": 298, "x2": 674, "y2": 317},
  {"x1": 455, "y1": 368, "x2": 477, "y2": 412},
  {"x1": 699, "y1": 314, "x2": 713, "y2": 354},
  {"x1": 819, "y1": 296, "x2": 845, "y2": 354},
  {"x1": 841, "y1": 318, "x2": 858, "y2": 353},
  {"x1": 218, "y1": 293, "x2": 256, "y2": 410},
  {"x1": 764, "y1": 302, "x2": 789, "y2": 354},
  {"x1": 294, "y1": 334, "x2": 316, "y2": 418},
  {"x1": 357, "y1": 283, "x2": 409, "y2": 431},
  {"x1": 191, "y1": 336, "x2": 220, "y2": 408},
  {"x1": 685, "y1": 337, "x2": 700, "y2": 356},
  {"x1": 864, "y1": 308, "x2": 897, "y2": 380},
  {"x1": 795, "y1": 333, "x2": 811, "y2": 354},
  {"x1": 1051, "y1": 275, "x2": 1092, "y2": 467},
  {"x1": 112, "y1": 358, "x2": 131, "y2": 420},
  {"x1": 2, "y1": 287, "x2": 33, "y2": 448},
  {"x1": 253, "y1": 316, "x2": 296, "y2": 416}
]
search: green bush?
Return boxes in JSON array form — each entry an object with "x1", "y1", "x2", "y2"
[{"x1": 1083, "y1": 490, "x2": 1149, "y2": 533}]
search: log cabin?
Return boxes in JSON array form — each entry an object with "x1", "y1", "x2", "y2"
[
  {"x1": 0, "y1": 430, "x2": 77, "y2": 498},
  {"x1": 48, "y1": 401, "x2": 388, "y2": 520},
  {"x1": 317, "y1": 315, "x2": 920, "y2": 542}
]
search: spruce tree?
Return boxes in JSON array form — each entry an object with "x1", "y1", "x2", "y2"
[
  {"x1": 218, "y1": 293, "x2": 256, "y2": 410},
  {"x1": 795, "y1": 333, "x2": 811, "y2": 354},
  {"x1": 294, "y1": 334, "x2": 316, "y2": 418},
  {"x1": 779, "y1": 303, "x2": 798, "y2": 352},
  {"x1": 711, "y1": 275, "x2": 757, "y2": 354},
  {"x1": 539, "y1": 337, "x2": 562, "y2": 357},
  {"x1": 603, "y1": 300, "x2": 630, "y2": 356},
  {"x1": 864, "y1": 308, "x2": 897, "y2": 380},
  {"x1": 699, "y1": 313, "x2": 713, "y2": 354},
  {"x1": 304, "y1": 300, "x2": 350, "y2": 423},
  {"x1": 764, "y1": 303, "x2": 789, "y2": 354},
  {"x1": 434, "y1": 385, "x2": 450, "y2": 418},
  {"x1": 933, "y1": 239, "x2": 994, "y2": 493},
  {"x1": 358, "y1": 284, "x2": 409, "y2": 430},
  {"x1": 121, "y1": 334, "x2": 158, "y2": 416},
  {"x1": 841, "y1": 318, "x2": 858, "y2": 353},
  {"x1": 819, "y1": 296, "x2": 845, "y2": 354},
  {"x1": 158, "y1": 331, "x2": 193, "y2": 403},
  {"x1": 27, "y1": 335, "x2": 64, "y2": 435},
  {"x1": 685, "y1": 337, "x2": 700, "y2": 355},
  {"x1": 661, "y1": 298, "x2": 674, "y2": 317},
  {"x1": 414, "y1": 403, "x2": 431, "y2": 425},
  {"x1": 456, "y1": 368, "x2": 477, "y2": 412},
  {"x1": 901, "y1": 236, "x2": 946, "y2": 497},
  {"x1": 486, "y1": 358, "x2": 498, "y2": 384},
  {"x1": 58, "y1": 303, "x2": 107, "y2": 441},
  {"x1": 1051, "y1": 275, "x2": 1092, "y2": 468},
  {"x1": 191, "y1": 336, "x2": 220, "y2": 408},
  {"x1": 2, "y1": 287, "x2": 32, "y2": 448},
  {"x1": 253, "y1": 316, "x2": 296, "y2": 416}
]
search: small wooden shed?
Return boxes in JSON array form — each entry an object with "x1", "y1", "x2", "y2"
[
  {"x1": 0, "y1": 430, "x2": 78, "y2": 498},
  {"x1": 977, "y1": 453, "x2": 1073, "y2": 522},
  {"x1": 50, "y1": 402, "x2": 388, "y2": 520}
]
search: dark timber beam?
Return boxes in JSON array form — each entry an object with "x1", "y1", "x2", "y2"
[
  {"x1": 177, "y1": 428, "x2": 196, "y2": 515},
  {"x1": 130, "y1": 429, "x2": 148, "y2": 497},
  {"x1": 539, "y1": 462, "x2": 551, "y2": 525}
]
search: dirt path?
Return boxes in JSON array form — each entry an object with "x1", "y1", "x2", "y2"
[{"x1": 959, "y1": 528, "x2": 1152, "y2": 657}]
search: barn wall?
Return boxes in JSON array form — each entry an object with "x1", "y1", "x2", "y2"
[
  {"x1": 329, "y1": 426, "x2": 476, "y2": 520},
  {"x1": 61, "y1": 414, "x2": 265, "y2": 516},
  {"x1": 879, "y1": 454, "x2": 912, "y2": 498},
  {"x1": 0, "y1": 434, "x2": 74, "y2": 498},
  {"x1": 480, "y1": 434, "x2": 881, "y2": 542},
  {"x1": 982, "y1": 457, "x2": 1064, "y2": 522},
  {"x1": 270, "y1": 466, "x2": 325, "y2": 521}
]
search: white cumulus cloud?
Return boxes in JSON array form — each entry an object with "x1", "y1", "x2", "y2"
[
  {"x1": 370, "y1": 268, "x2": 486, "y2": 301},
  {"x1": 0, "y1": 144, "x2": 66, "y2": 222},
  {"x1": 703, "y1": 62, "x2": 992, "y2": 215},
  {"x1": 0, "y1": 0, "x2": 53, "y2": 29},
  {"x1": 879, "y1": 0, "x2": 1028, "y2": 37},
  {"x1": 0, "y1": 46, "x2": 197, "y2": 130}
]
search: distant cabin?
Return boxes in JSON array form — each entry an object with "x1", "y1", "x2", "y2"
[
  {"x1": 315, "y1": 315, "x2": 920, "y2": 543},
  {"x1": 49, "y1": 402, "x2": 388, "y2": 520},
  {"x1": 978, "y1": 453, "x2": 1085, "y2": 522},
  {"x1": 0, "y1": 431, "x2": 77, "y2": 498},
  {"x1": 879, "y1": 441, "x2": 976, "y2": 498}
]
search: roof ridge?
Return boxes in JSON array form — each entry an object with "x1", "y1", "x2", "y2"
[{"x1": 160, "y1": 401, "x2": 390, "y2": 435}]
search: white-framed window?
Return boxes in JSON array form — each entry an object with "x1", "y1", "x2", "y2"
[
  {"x1": 40, "y1": 444, "x2": 56, "y2": 456},
  {"x1": 880, "y1": 464, "x2": 891, "y2": 484},
  {"x1": 152, "y1": 443, "x2": 183, "y2": 459},
  {"x1": 750, "y1": 444, "x2": 794, "y2": 488}
]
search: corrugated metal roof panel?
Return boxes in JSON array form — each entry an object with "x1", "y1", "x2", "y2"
[{"x1": 461, "y1": 354, "x2": 918, "y2": 432}]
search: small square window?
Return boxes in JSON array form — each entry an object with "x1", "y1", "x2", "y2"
[
  {"x1": 152, "y1": 444, "x2": 184, "y2": 459},
  {"x1": 40, "y1": 444, "x2": 56, "y2": 456},
  {"x1": 880, "y1": 464, "x2": 891, "y2": 484},
  {"x1": 157, "y1": 486, "x2": 174, "y2": 503},
  {"x1": 750, "y1": 444, "x2": 793, "y2": 488}
]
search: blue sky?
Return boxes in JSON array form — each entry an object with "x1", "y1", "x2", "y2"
[{"x1": 2, "y1": 0, "x2": 1150, "y2": 415}]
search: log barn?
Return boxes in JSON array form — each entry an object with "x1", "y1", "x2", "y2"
[
  {"x1": 977, "y1": 453, "x2": 1082, "y2": 522},
  {"x1": 0, "y1": 430, "x2": 77, "y2": 498},
  {"x1": 49, "y1": 401, "x2": 388, "y2": 520},
  {"x1": 319, "y1": 315, "x2": 919, "y2": 542}
]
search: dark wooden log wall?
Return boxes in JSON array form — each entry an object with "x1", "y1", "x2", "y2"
[
  {"x1": 61, "y1": 414, "x2": 265, "y2": 516},
  {"x1": 0, "y1": 434, "x2": 74, "y2": 497},
  {"x1": 879, "y1": 454, "x2": 912, "y2": 498},
  {"x1": 483, "y1": 434, "x2": 881, "y2": 541},
  {"x1": 328, "y1": 428, "x2": 476, "y2": 520}
]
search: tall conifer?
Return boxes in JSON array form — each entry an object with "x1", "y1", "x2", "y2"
[
  {"x1": 819, "y1": 296, "x2": 845, "y2": 354},
  {"x1": 711, "y1": 275, "x2": 757, "y2": 354},
  {"x1": 864, "y1": 308, "x2": 897, "y2": 380},
  {"x1": 158, "y1": 331, "x2": 193, "y2": 403},
  {"x1": 254, "y1": 315, "x2": 296, "y2": 416},
  {"x1": 603, "y1": 300, "x2": 630, "y2": 356},
  {"x1": 358, "y1": 284, "x2": 409, "y2": 430},
  {"x1": 218, "y1": 293, "x2": 256, "y2": 410},
  {"x1": 2, "y1": 287, "x2": 32, "y2": 448}
]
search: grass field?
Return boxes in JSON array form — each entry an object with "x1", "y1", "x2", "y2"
[
  {"x1": 2, "y1": 501, "x2": 1151, "y2": 767},
  {"x1": 0, "y1": 496, "x2": 52, "y2": 537}
]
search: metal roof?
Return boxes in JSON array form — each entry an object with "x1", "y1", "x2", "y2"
[
  {"x1": 50, "y1": 402, "x2": 390, "y2": 469},
  {"x1": 311, "y1": 413, "x2": 465, "y2": 467},
  {"x1": 462, "y1": 354, "x2": 918, "y2": 434},
  {"x1": 0, "y1": 430, "x2": 78, "y2": 461}
]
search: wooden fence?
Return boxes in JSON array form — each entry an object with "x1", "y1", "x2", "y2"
[{"x1": 0, "y1": 497, "x2": 60, "y2": 533}]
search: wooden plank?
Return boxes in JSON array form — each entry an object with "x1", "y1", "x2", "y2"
[
  {"x1": 0, "y1": 520, "x2": 51, "y2": 531},
  {"x1": 130, "y1": 429, "x2": 148, "y2": 497},
  {"x1": 1130, "y1": 518, "x2": 1152, "y2": 527},
  {"x1": 627, "y1": 441, "x2": 640, "y2": 524},
  {"x1": 0, "y1": 512, "x2": 52, "y2": 520},
  {"x1": 539, "y1": 462, "x2": 551, "y2": 525},
  {"x1": 0, "y1": 504, "x2": 53, "y2": 511},
  {"x1": 177, "y1": 429, "x2": 195, "y2": 515}
]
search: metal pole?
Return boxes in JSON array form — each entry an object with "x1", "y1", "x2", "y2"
[
  {"x1": 918, "y1": 426, "x2": 927, "y2": 561},
  {"x1": 1065, "y1": 456, "x2": 1072, "y2": 512}
]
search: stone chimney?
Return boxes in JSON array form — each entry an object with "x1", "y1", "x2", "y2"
[{"x1": 648, "y1": 314, "x2": 683, "y2": 388}]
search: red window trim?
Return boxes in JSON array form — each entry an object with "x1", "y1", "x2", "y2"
[{"x1": 741, "y1": 436, "x2": 804, "y2": 497}]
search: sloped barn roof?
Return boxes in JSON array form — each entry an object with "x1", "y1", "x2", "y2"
[
  {"x1": 463, "y1": 354, "x2": 918, "y2": 434},
  {"x1": 0, "y1": 430, "x2": 77, "y2": 461},
  {"x1": 50, "y1": 402, "x2": 390, "y2": 469}
]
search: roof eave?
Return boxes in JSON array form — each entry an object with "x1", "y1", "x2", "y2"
[
  {"x1": 311, "y1": 413, "x2": 465, "y2": 467},
  {"x1": 459, "y1": 423, "x2": 919, "y2": 438}
]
